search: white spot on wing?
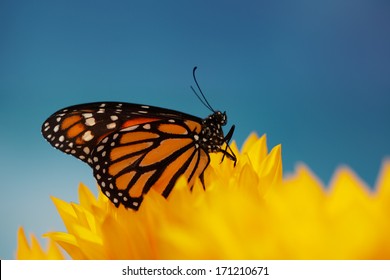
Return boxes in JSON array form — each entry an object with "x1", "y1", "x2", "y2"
[
  {"x1": 106, "y1": 122, "x2": 116, "y2": 129},
  {"x1": 122, "y1": 125, "x2": 138, "y2": 132},
  {"x1": 82, "y1": 131, "x2": 94, "y2": 141},
  {"x1": 83, "y1": 113, "x2": 93, "y2": 118},
  {"x1": 53, "y1": 125, "x2": 60, "y2": 133},
  {"x1": 83, "y1": 147, "x2": 90, "y2": 154},
  {"x1": 143, "y1": 124, "x2": 151, "y2": 130},
  {"x1": 110, "y1": 115, "x2": 118, "y2": 121},
  {"x1": 97, "y1": 145, "x2": 104, "y2": 152},
  {"x1": 85, "y1": 118, "x2": 96, "y2": 126}
]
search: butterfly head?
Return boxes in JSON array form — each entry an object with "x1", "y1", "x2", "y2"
[{"x1": 206, "y1": 110, "x2": 227, "y2": 125}]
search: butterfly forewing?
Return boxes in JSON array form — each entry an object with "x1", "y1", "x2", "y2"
[{"x1": 41, "y1": 102, "x2": 202, "y2": 163}]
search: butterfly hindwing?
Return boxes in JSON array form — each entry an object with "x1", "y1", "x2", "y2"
[{"x1": 91, "y1": 118, "x2": 210, "y2": 209}]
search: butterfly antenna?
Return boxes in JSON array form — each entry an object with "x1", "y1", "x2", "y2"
[{"x1": 190, "y1": 66, "x2": 215, "y2": 112}]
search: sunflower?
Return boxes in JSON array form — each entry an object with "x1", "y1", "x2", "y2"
[{"x1": 16, "y1": 133, "x2": 390, "y2": 259}]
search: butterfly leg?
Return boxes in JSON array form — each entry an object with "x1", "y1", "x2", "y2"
[
  {"x1": 199, "y1": 173, "x2": 206, "y2": 190},
  {"x1": 220, "y1": 125, "x2": 237, "y2": 166},
  {"x1": 190, "y1": 173, "x2": 206, "y2": 191}
]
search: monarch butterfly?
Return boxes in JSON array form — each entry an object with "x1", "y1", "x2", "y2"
[{"x1": 41, "y1": 67, "x2": 236, "y2": 210}]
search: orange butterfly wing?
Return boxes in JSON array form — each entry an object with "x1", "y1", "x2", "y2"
[{"x1": 42, "y1": 102, "x2": 229, "y2": 210}]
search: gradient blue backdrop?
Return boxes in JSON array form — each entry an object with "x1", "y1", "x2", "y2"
[{"x1": 1, "y1": 0, "x2": 389, "y2": 259}]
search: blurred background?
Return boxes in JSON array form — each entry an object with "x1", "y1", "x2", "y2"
[{"x1": 1, "y1": 0, "x2": 389, "y2": 259}]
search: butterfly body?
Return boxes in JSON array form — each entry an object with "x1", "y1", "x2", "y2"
[{"x1": 42, "y1": 101, "x2": 235, "y2": 210}]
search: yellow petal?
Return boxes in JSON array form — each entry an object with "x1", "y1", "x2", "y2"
[
  {"x1": 376, "y1": 160, "x2": 390, "y2": 202},
  {"x1": 51, "y1": 196, "x2": 78, "y2": 233},
  {"x1": 44, "y1": 232, "x2": 86, "y2": 260},
  {"x1": 16, "y1": 227, "x2": 64, "y2": 260},
  {"x1": 258, "y1": 144, "x2": 283, "y2": 195},
  {"x1": 245, "y1": 134, "x2": 268, "y2": 172},
  {"x1": 78, "y1": 182, "x2": 98, "y2": 209}
]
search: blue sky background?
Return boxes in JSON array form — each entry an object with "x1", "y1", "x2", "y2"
[{"x1": 1, "y1": 0, "x2": 389, "y2": 259}]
